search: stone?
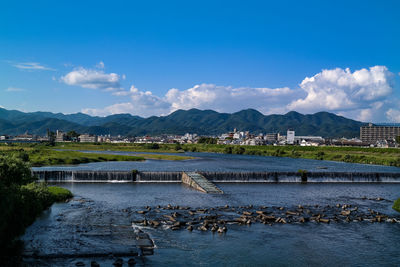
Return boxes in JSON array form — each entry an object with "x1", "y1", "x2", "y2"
[
  {"x1": 243, "y1": 211, "x2": 252, "y2": 216},
  {"x1": 128, "y1": 258, "x2": 136, "y2": 266},
  {"x1": 75, "y1": 262, "x2": 85, "y2": 267},
  {"x1": 187, "y1": 225, "x2": 193, "y2": 231},
  {"x1": 341, "y1": 210, "x2": 351, "y2": 216},
  {"x1": 137, "y1": 210, "x2": 146, "y2": 214},
  {"x1": 113, "y1": 258, "x2": 123, "y2": 267},
  {"x1": 91, "y1": 261, "x2": 100, "y2": 267}
]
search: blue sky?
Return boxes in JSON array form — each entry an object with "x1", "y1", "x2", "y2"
[{"x1": 1, "y1": 0, "x2": 399, "y2": 122}]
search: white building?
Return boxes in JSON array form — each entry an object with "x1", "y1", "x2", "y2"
[{"x1": 287, "y1": 130, "x2": 295, "y2": 144}]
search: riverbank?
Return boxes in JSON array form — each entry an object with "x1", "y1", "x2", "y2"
[
  {"x1": 0, "y1": 144, "x2": 194, "y2": 167},
  {"x1": 0, "y1": 154, "x2": 73, "y2": 265},
  {"x1": 53, "y1": 142, "x2": 400, "y2": 167}
]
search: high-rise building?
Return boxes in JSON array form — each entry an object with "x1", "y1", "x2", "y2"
[
  {"x1": 287, "y1": 130, "x2": 295, "y2": 144},
  {"x1": 360, "y1": 123, "x2": 400, "y2": 144}
]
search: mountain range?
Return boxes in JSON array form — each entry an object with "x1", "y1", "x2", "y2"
[{"x1": 0, "y1": 107, "x2": 365, "y2": 138}]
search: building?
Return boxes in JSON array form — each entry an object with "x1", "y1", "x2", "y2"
[
  {"x1": 55, "y1": 130, "x2": 66, "y2": 142},
  {"x1": 79, "y1": 134, "x2": 98, "y2": 143},
  {"x1": 360, "y1": 123, "x2": 400, "y2": 144},
  {"x1": 265, "y1": 133, "x2": 279, "y2": 142},
  {"x1": 287, "y1": 130, "x2": 295, "y2": 144}
]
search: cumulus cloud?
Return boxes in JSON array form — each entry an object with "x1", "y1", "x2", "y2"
[
  {"x1": 61, "y1": 67, "x2": 121, "y2": 91},
  {"x1": 288, "y1": 66, "x2": 393, "y2": 112},
  {"x1": 5, "y1": 87, "x2": 25, "y2": 92},
  {"x1": 83, "y1": 84, "x2": 296, "y2": 117},
  {"x1": 12, "y1": 62, "x2": 55, "y2": 71},
  {"x1": 81, "y1": 66, "x2": 399, "y2": 122},
  {"x1": 386, "y1": 109, "x2": 400, "y2": 122},
  {"x1": 165, "y1": 84, "x2": 295, "y2": 114},
  {"x1": 287, "y1": 66, "x2": 395, "y2": 122}
]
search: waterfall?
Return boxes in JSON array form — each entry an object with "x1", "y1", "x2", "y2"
[
  {"x1": 32, "y1": 170, "x2": 400, "y2": 183},
  {"x1": 136, "y1": 172, "x2": 182, "y2": 182},
  {"x1": 33, "y1": 170, "x2": 135, "y2": 182}
]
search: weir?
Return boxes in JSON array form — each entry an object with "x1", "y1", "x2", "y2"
[{"x1": 32, "y1": 170, "x2": 400, "y2": 183}]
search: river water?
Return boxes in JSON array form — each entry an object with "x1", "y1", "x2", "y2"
[
  {"x1": 22, "y1": 182, "x2": 400, "y2": 266},
  {"x1": 24, "y1": 152, "x2": 400, "y2": 266},
  {"x1": 34, "y1": 150, "x2": 400, "y2": 173}
]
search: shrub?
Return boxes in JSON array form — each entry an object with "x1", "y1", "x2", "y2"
[{"x1": 393, "y1": 198, "x2": 400, "y2": 213}]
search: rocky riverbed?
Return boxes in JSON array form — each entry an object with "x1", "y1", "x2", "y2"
[{"x1": 130, "y1": 197, "x2": 400, "y2": 233}]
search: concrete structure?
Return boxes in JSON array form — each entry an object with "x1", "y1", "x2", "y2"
[
  {"x1": 287, "y1": 130, "x2": 295, "y2": 144},
  {"x1": 182, "y1": 172, "x2": 223, "y2": 194},
  {"x1": 360, "y1": 123, "x2": 400, "y2": 144},
  {"x1": 79, "y1": 134, "x2": 98, "y2": 143}
]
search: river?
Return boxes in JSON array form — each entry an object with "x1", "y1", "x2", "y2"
[{"x1": 23, "y1": 152, "x2": 400, "y2": 266}]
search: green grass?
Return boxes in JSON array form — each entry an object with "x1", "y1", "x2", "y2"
[
  {"x1": 47, "y1": 186, "x2": 73, "y2": 202},
  {"x1": 1, "y1": 142, "x2": 399, "y2": 167},
  {"x1": 393, "y1": 198, "x2": 400, "y2": 213}
]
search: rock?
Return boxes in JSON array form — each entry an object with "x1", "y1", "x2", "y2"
[
  {"x1": 128, "y1": 258, "x2": 136, "y2": 266},
  {"x1": 319, "y1": 218, "x2": 330, "y2": 223},
  {"x1": 187, "y1": 225, "x2": 193, "y2": 231},
  {"x1": 246, "y1": 219, "x2": 252, "y2": 225},
  {"x1": 298, "y1": 217, "x2": 305, "y2": 223},
  {"x1": 199, "y1": 225, "x2": 208, "y2": 231},
  {"x1": 90, "y1": 261, "x2": 100, "y2": 267},
  {"x1": 286, "y1": 211, "x2": 298, "y2": 216},
  {"x1": 341, "y1": 210, "x2": 351, "y2": 216},
  {"x1": 256, "y1": 210, "x2": 265, "y2": 215},
  {"x1": 113, "y1": 258, "x2": 123, "y2": 266},
  {"x1": 75, "y1": 262, "x2": 85, "y2": 267},
  {"x1": 137, "y1": 210, "x2": 146, "y2": 214},
  {"x1": 243, "y1": 211, "x2": 252, "y2": 216},
  {"x1": 142, "y1": 219, "x2": 148, "y2": 226},
  {"x1": 150, "y1": 220, "x2": 160, "y2": 227},
  {"x1": 376, "y1": 197, "x2": 384, "y2": 201},
  {"x1": 163, "y1": 215, "x2": 176, "y2": 222},
  {"x1": 211, "y1": 225, "x2": 218, "y2": 232}
]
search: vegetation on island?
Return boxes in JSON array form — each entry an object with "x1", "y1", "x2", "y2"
[
  {"x1": 393, "y1": 198, "x2": 400, "y2": 213},
  {"x1": 0, "y1": 153, "x2": 73, "y2": 264}
]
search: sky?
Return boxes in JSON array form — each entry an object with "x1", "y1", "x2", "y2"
[{"x1": 1, "y1": 0, "x2": 400, "y2": 122}]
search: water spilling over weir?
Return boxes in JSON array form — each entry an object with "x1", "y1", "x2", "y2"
[{"x1": 32, "y1": 170, "x2": 400, "y2": 183}]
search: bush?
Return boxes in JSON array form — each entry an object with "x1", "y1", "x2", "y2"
[
  {"x1": 0, "y1": 154, "x2": 34, "y2": 187},
  {"x1": 393, "y1": 198, "x2": 400, "y2": 213}
]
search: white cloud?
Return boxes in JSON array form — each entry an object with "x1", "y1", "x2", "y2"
[
  {"x1": 287, "y1": 66, "x2": 395, "y2": 122},
  {"x1": 13, "y1": 62, "x2": 55, "y2": 71},
  {"x1": 5, "y1": 87, "x2": 25, "y2": 92},
  {"x1": 96, "y1": 61, "x2": 105, "y2": 69},
  {"x1": 61, "y1": 67, "x2": 122, "y2": 91},
  {"x1": 386, "y1": 109, "x2": 400, "y2": 122},
  {"x1": 81, "y1": 66, "x2": 399, "y2": 122},
  {"x1": 165, "y1": 84, "x2": 295, "y2": 114},
  {"x1": 83, "y1": 84, "x2": 296, "y2": 117}
]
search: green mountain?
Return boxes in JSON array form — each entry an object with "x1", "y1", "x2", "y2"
[{"x1": 0, "y1": 107, "x2": 365, "y2": 138}]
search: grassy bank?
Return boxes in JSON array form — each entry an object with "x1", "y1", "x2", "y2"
[
  {"x1": 1, "y1": 142, "x2": 399, "y2": 167},
  {"x1": 0, "y1": 143, "x2": 193, "y2": 166},
  {"x1": 0, "y1": 154, "x2": 73, "y2": 264}
]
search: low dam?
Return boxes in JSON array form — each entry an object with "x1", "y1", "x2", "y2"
[{"x1": 33, "y1": 170, "x2": 400, "y2": 183}]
